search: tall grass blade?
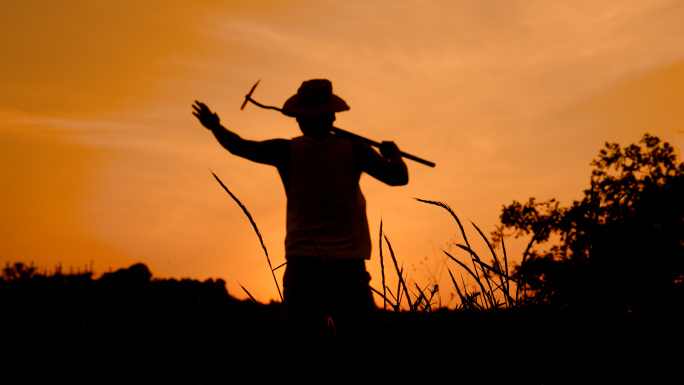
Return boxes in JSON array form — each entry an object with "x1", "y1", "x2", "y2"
[
  {"x1": 272, "y1": 261, "x2": 287, "y2": 272},
  {"x1": 470, "y1": 221, "x2": 508, "y2": 298},
  {"x1": 379, "y1": 219, "x2": 387, "y2": 311},
  {"x1": 452, "y1": 243, "x2": 498, "y2": 307},
  {"x1": 396, "y1": 268, "x2": 404, "y2": 310},
  {"x1": 238, "y1": 281, "x2": 260, "y2": 305},
  {"x1": 456, "y1": 243, "x2": 517, "y2": 305},
  {"x1": 470, "y1": 221, "x2": 503, "y2": 272},
  {"x1": 428, "y1": 284, "x2": 439, "y2": 306},
  {"x1": 447, "y1": 267, "x2": 468, "y2": 309},
  {"x1": 515, "y1": 212, "x2": 557, "y2": 302},
  {"x1": 501, "y1": 234, "x2": 513, "y2": 306},
  {"x1": 213, "y1": 172, "x2": 283, "y2": 303},
  {"x1": 453, "y1": 244, "x2": 516, "y2": 282},
  {"x1": 238, "y1": 282, "x2": 272, "y2": 318},
  {"x1": 239, "y1": 281, "x2": 281, "y2": 332},
  {"x1": 415, "y1": 198, "x2": 470, "y2": 247},
  {"x1": 415, "y1": 198, "x2": 482, "y2": 277},
  {"x1": 366, "y1": 283, "x2": 395, "y2": 309},
  {"x1": 385, "y1": 235, "x2": 413, "y2": 311},
  {"x1": 412, "y1": 283, "x2": 425, "y2": 311},
  {"x1": 413, "y1": 282, "x2": 434, "y2": 312},
  {"x1": 443, "y1": 250, "x2": 494, "y2": 308},
  {"x1": 461, "y1": 274, "x2": 485, "y2": 310},
  {"x1": 384, "y1": 286, "x2": 400, "y2": 311}
]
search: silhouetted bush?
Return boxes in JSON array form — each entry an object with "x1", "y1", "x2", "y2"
[{"x1": 496, "y1": 134, "x2": 684, "y2": 313}]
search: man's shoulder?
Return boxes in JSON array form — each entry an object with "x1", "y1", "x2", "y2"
[{"x1": 348, "y1": 137, "x2": 375, "y2": 159}]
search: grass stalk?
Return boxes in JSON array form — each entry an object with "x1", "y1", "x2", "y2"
[
  {"x1": 515, "y1": 212, "x2": 557, "y2": 302},
  {"x1": 238, "y1": 281, "x2": 260, "y2": 305},
  {"x1": 443, "y1": 250, "x2": 493, "y2": 308},
  {"x1": 212, "y1": 172, "x2": 283, "y2": 303},
  {"x1": 454, "y1": 243, "x2": 518, "y2": 306},
  {"x1": 379, "y1": 219, "x2": 387, "y2": 311},
  {"x1": 367, "y1": 284, "x2": 395, "y2": 309},
  {"x1": 384, "y1": 235, "x2": 413, "y2": 312},
  {"x1": 470, "y1": 221, "x2": 509, "y2": 302},
  {"x1": 447, "y1": 267, "x2": 468, "y2": 309},
  {"x1": 415, "y1": 199, "x2": 487, "y2": 291},
  {"x1": 384, "y1": 286, "x2": 400, "y2": 311},
  {"x1": 501, "y1": 235, "x2": 512, "y2": 306},
  {"x1": 417, "y1": 197, "x2": 530, "y2": 309}
]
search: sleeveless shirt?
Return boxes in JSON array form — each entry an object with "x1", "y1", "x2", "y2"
[{"x1": 285, "y1": 136, "x2": 372, "y2": 260}]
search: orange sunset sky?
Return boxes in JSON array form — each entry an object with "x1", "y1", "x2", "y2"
[{"x1": 2, "y1": 0, "x2": 684, "y2": 305}]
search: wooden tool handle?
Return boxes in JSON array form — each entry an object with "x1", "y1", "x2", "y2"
[
  {"x1": 242, "y1": 96, "x2": 436, "y2": 167},
  {"x1": 332, "y1": 127, "x2": 436, "y2": 167}
]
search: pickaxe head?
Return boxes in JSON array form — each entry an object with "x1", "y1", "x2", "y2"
[
  {"x1": 240, "y1": 79, "x2": 261, "y2": 111},
  {"x1": 239, "y1": 80, "x2": 286, "y2": 114}
]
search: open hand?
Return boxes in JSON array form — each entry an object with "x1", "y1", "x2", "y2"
[{"x1": 192, "y1": 101, "x2": 221, "y2": 130}]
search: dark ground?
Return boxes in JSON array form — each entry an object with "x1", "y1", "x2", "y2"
[{"x1": 2, "y1": 264, "x2": 682, "y2": 384}]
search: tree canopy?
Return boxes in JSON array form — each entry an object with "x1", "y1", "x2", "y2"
[{"x1": 497, "y1": 134, "x2": 684, "y2": 312}]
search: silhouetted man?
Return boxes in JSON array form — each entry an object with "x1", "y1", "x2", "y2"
[{"x1": 192, "y1": 79, "x2": 408, "y2": 375}]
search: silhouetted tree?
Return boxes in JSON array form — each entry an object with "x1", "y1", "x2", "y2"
[{"x1": 496, "y1": 134, "x2": 684, "y2": 312}]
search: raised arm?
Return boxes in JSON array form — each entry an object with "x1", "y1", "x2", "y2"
[
  {"x1": 192, "y1": 101, "x2": 288, "y2": 167},
  {"x1": 352, "y1": 139, "x2": 409, "y2": 186}
]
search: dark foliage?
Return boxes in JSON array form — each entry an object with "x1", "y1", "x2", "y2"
[
  {"x1": 496, "y1": 134, "x2": 684, "y2": 312},
  {"x1": 2, "y1": 262, "x2": 682, "y2": 383},
  {"x1": 1, "y1": 263, "x2": 287, "y2": 384}
]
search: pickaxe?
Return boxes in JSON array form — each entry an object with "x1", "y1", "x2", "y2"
[{"x1": 241, "y1": 80, "x2": 436, "y2": 168}]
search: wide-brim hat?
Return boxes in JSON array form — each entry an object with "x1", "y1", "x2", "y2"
[{"x1": 282, "y1": 79, "x2": 350, "y2": 118}]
